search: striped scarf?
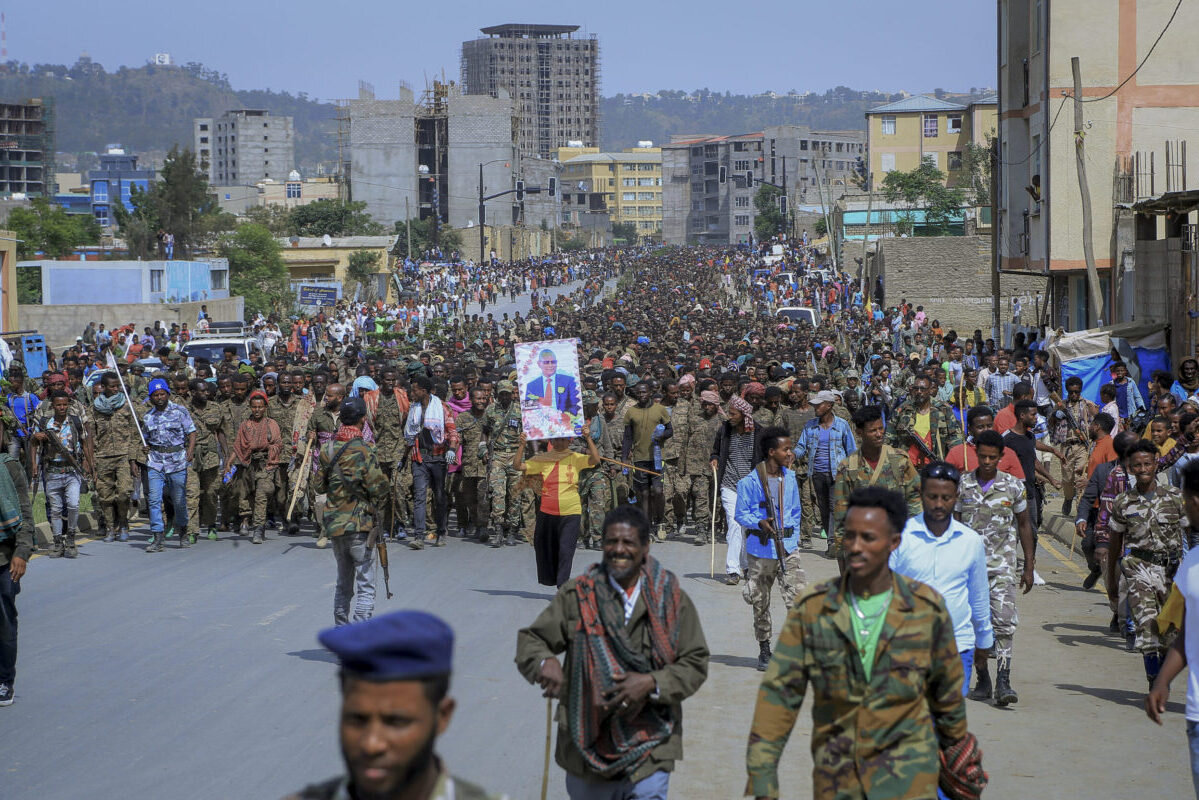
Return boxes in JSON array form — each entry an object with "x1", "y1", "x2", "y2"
[{"x1": 568, "y1": 556, "x2": 681, "y2": 779}]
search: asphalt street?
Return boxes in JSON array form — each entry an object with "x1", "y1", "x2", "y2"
[{"x1": 1, "y1": 511, "x2": 1193, "y2": 800}]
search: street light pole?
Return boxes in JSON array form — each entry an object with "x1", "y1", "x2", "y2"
[{"x1": 478, "y1": 161, "x2": 486, "y2": 264}]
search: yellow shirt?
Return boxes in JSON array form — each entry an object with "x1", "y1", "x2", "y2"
[
  {"x1": 913, "y1": 411, "x2": 932, "y2": 441},
  {"x1": 522, "y1": 450, "x2": 592, "y2": 516}
]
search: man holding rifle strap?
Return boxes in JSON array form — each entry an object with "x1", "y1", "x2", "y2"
[{"x1": 31, "y1": 390, "x2": 94, "y2": 559}]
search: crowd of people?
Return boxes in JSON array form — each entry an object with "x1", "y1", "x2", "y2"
[{"x1": 2, "y1": 239, "x2": 1199, "y2": 798}]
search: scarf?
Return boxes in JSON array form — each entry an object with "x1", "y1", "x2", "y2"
[
  {"x1": 93, "y1": 392, "x2": 127, "y2": 414},
  {"x1": 350, "y1": 376, "x2": 377, "y2": 398},
  {"x1": 729, "y1": 395, "x2": 755, "y2": 432},
  {"x1": 404, "y1": 395, "x2": 446, "y2": 445},
  {"x1": 335, "y1": 424, "x2": 361, "y2": 442},
  {"x1": 233, "y1": 415, "x2": 281, "y2": 466},
  {"x1": 569, "y1": 557, "x2": 681, "y2": 779}
]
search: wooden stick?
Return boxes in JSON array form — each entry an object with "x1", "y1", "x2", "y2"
[
  {"x1": 286, "y1": 436, "x2": 314, "y2": 520},
  {"x1": 1069, "y1": 525, "x2": 1079, "y2": 559},
  {"x1": 598, "y1": 455, "x2": 661, "y2": 476},
  {"x1": 710, "y1": 464, "x2": 718, "y2": 579},
  {"x1": 540, "y1": 698, "x2": 552, "y2": 800}
]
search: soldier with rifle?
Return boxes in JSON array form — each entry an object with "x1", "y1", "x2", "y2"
[
  {"x1": 734, "y1": 426, "x2": 806, "y2": 672},
  {"x1": 31, "y1": 390, "x2": 94, "y2": 559},
  {"x1": 312, "y1": 397, "x2": 391, "y2": 626},
  {"x1": 886, "y1": 374, "x2": 963, "y2": 467}
]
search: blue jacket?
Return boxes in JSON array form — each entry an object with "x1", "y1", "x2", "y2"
[
  {"x1": 524, "y1": 373, "x2": 580, "y2": 415},
  {"x1": 735, "y1": 466, "x2": 802, "y2": 559},
  {"x1": 794, "y1": 416, "x2": 857, "y2": 477}
]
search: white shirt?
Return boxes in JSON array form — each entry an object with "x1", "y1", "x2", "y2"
[
  {"x1": 1173, "y1": 544, "x2": 1199, "y2": 720},
  {"x1": 608, "y1": 574, "x2": 642, "y2": 623}
]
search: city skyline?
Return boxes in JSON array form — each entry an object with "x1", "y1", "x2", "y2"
[{"x1": 14, "y1": 0, "x2": 996, "y2": 101}]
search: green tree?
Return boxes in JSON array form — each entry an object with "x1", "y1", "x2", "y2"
[
  {"x1": 879, "y1": 160, "x2": 966, "y2": 235},
  {"x1": 960, "y1": 138, "x2": 994, "y2": 207},
  {"x1": 7, "y1": 198, "x2": 102, "y2": 259},
  {"x1": 611, "y1": 221, "x2": 639, "y2": 243},
  {"x1": 243, "y1": 203, "x2": 293, "y2": 236},
  {"x1": 753, "y1": 184, "x2": 785, "y2": 241},
  {"x1": 219, "y1": 223, "x2": 291, "y2": 320},
  {"x1": 391, "y1": 218, "x2": 462, "y2": 259},
  {"x1": 117, "y1": 147, "x2": 235, "y2": 258},
  {"x1": 346, "y1": 249, "x2": 382, "y2": 302},
  {"x1": 289, "y1": 199, "x2": 383, "y2": 237}
]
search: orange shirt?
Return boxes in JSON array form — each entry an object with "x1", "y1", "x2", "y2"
[
  {"x1": 945, "y1": 442, "x2": 1025, "y2": 480},
  {"x1": 993, "y1": 404, "x2": 1017, "y2": 435},
  {"x1": 1087, "y1": 435, "x2": 1116, "y2": 478}
]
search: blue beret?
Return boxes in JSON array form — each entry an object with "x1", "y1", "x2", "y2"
[
  {"x1": 148, "y1": 378, "x2": 170, "y2": 396},
  {"x1": 318, "y1": 610, "x2": 453, "y2": 681}
]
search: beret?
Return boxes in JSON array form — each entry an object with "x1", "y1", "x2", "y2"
[{"x1": 318, "y1": 609, "x2": 453, "y2": 681}]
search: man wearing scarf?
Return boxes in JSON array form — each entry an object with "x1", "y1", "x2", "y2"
[
  {"x1": 233, "y1": 390, "x2": 282, "y2": 544},
  {"x1": 517, "y1": 505, "x2": 709, "y2": 799},
  {"x1": 404, "y1": 375, "x2": 458, "y2": 549},
  {"x1": 91, "y1": 371, "x2": 141, "y2": 543}
]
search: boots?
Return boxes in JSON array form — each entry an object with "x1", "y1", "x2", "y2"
[
  {"x1": 970, "y1": 663, "x2": 993, "y2": 701},
  {"x1": 488, "y1": 527, "x2": 504, "y2": 548},
  {"x1": 756, "y1": 640, "x2": 772, "y2": 672},
  {"x1": 250, "y1": 527, "x2": 264, "y2": 545},
  {"x1": 63, "y1": 531, "x2": 78, "y2": 559},
  {"x1": 47, "y1": 535, "x2": 65, "y2": 558},
  {"x1": 146, "y1": 531, "x2": 164, "y2": 553},
  {"x1": 505, "y1": 527, "x2": 519, "y2": 546},
  {"x1": 1143, "y1": 652, "x2": 1164, "y2": 687},
  {"x1": 178, "y1": 527, "x2": 191, "y2": 548},
  {"x1": 994, "y1": 658, "x2": 1018, "y2": 706},
  {"x1": 102, "y1": 526, "x2": 114, "y2": 544}
]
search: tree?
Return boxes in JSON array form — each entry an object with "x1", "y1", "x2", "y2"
[
  {"x1": 6, "y1": 198, "x2": 102, "y2": 259},
  {"x1": 346, "y1": 250, "x2": 382, "y2": 302},
  {"x1": 289, "y1": 199, "x2": 383, "y2": 238},
  {"x1": 879, "y1": 160, "x2": 967, "y2": 236},
  {"x1": 960, "y1": 138, "x2": 994, "y2": 207},
  {"x1": 391, "y1": 218, "x2": 462, "y2": 259},
  {"x1": 611, "y1": 221, "x2": 639, "y2": 243},
  {"x1": 243, "y1": 204, "x2": 293, "y2": 236},
  {"x1": 219, "y1": 223, "x2": 291, "y2": 320},
  {"x1": 753, "y1": 184, "x2": 785, "y2": 241},
  {"x1": 117, "y1": 146, "x2": 234, "y2": 258}
]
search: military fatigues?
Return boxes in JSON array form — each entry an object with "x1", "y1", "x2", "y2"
[
  {"x1": 885, "y1": 401, "x2": 963, "y2": 463},
  {"x1": 284, "y1": 771, "x2": 505, "y2": 800},
  {"x1": 483, "y1": 401, "x2": 524, "y2": 535},
  {"x1": 1109, "y1": 486, "x2": 1187, "y2": 654},
  {"x1": 681, "y1": 409, "x2": 721, "y2": 544},
  {"x1": 187, "y1": 400, "x2": 227, "y2": 530},
  {"x1": 746, "y1": 573, "x2": 967, "y2": 800},
  {"x1": 955, "y1": 471, "x2": 1028, "y2": 661},
  {"x1": 452, "y1": 409, "x2": 490, "y2": 538},
  {"x1": 90, "y1": 401, "x2": 139, "y2": 532},
  {"x1": 305, "y1": 405, "x2": 340, "y2": 536},
  {"x1": 830, "y1": 445, "x2": 921, "y2": 555},
  {"x1": 581, "y1": 414, "x2": 619, "y2": 547},
  {"x1": 221, "y1": 397, "x2": 251, "y2": 525},
  {"x1": 782, "y1": 406, "x2": 819, "y2": 542},
  {"x1": 599, "y1": 411, "x2": 629, "y2": 506},
  {"x1": 268, "y1": 395, "x2": 302, "y2": 519},
  {"x1": 743, "y1": 545, "x2": 806, "y2": 643},
  {"x1": 373, "y1": 392, "x2": 416, "y2": 537},
  {"x1": 1052, "y1": 398, "x2": 1097, "y2": 505},
  {"x1": 659, "y1": 403, "x2": 687, "y2": 537}
]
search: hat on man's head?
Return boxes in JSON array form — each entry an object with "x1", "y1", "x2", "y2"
[
  {"x1": 148, "y1": 378, "x2": 170, "y2": 396},
  {"x1": 318, "y1": 609, "x2": 453, "y2": 681},
  {"x1": 339, "y1": 397, "x2": 367, "y2": 424},
  {"x1": 496, "y1": 379, "x2": 516, "y2": 394},
  {"x1": 811, "y1": 390, "x2": 840, "y2": 405},
  {"x1": 581, "y1": 389, "x2": 599, "y2": 406}
]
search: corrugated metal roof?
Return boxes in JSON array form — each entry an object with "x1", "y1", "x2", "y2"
[
  {"x1": 280, "y1": 236, "x2": 398, "y2": 249},
  {"x1": 562, "y1": 152, "x2": 661, "y2": 164},
  {"x1": 867, "y1": 95, "x2": 967, "y2": 114}
]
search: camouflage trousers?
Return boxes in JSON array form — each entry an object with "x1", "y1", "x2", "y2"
[
  {"x1": 488, "y1": 456, "x2": 523, "y2": 531},
  {"x1": 988, "y1": 569, "x2": 1018, "y2": 660},
  {"x1": 1121, "y1": 555, "x2": 1172, "y2": 653},
  {"x1": 1060, "y1": 442, "x2": 1090, "y2": 502},
  {"x1": 379, "y1": 461, "x2": 416, "y2": 534},
  {"x1": 683, "y1": 474, "x2": 713, "y2": 543},
  {"x1": 742, "y1": 551, "x2": 807, "y2": 642},
  {"x1": 186, "y1": 464, "x2": 220, "y2": 530},
  {"x1": 580, "y1": 469, "x2": 613, "y2": 545},
  {"x1": 237, "y1": 464, "x2": 277, "y2": 528},
  {"x1": 661, "y1": 460, "x2": 687, "y2": 532},
  {"x1": 452, "y1": 473, "x2": 489, "y2": 534},
  {"x1": 797, "y1": 473, "x2": 817, "y2": 540},
  {"x1": 93, "y1": 455, "x2": 132, "y2": 531}
]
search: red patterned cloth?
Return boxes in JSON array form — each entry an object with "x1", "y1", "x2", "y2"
[{"x1": 939, "y1": 732, "x2": 989, "y2": 800}]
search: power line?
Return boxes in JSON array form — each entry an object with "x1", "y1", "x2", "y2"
[
  {"x1": 996, "y1": 96, "x2": 1069, "y2": 167},
  {"x1": 1077, "y1": 0, "x2": 1185, "y2": 103}
]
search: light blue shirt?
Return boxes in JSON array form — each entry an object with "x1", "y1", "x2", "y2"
[
  {"x1": 890, "y1": 513, "x2": 994, "y2": 653},
  {"x1": 734, "y1": 467, "x2": 802, "y2": 559}
]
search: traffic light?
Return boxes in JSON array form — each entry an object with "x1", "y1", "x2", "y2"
[
  {"x1": 718, "y1": 165, "x2": 727, "y2": 184},
  {"x1": 515, "y1": 180, "x2": 525, "y2": 202},
  {"x1": 547, "y1": 176, "x2": 557, "y2": 198},
  {"x1": 779, "y1": 195, "x2": 788, "y2": 216}
]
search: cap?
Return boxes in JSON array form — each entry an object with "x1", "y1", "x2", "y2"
[
  {"x1": 340, "y1": 397, "x2": 367, "y2": 421},
  {"x1": 811, "y1": 390, "x2": 840, "y2": 405},
  {"x1": 317, "y1": 609, "x2": 453, "y2": 681},
  {"x1": 496, "y1": 379, "x2": 516, "y2": 394},
  {"x1": 581, "y1": 389, "x2": 599, "y2": 406},
  {"x1": 148, "y1": 377, "x2": 170, "y2": 396},
  {"x1": 844, "y1": 369, "x2": 860, "y2": 378}
]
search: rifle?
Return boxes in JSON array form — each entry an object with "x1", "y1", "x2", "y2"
[
  {"x1": 754, "y1": 463, "x2": 788, "y2": 575},
  {"x1": 42, "y1": 427, "x2": 85, "y2": 475},
  {"x1": 1049, "y1": 391, "x2": 1089, "y2": 443},
  {"x1": 902, "y1": 427, "x2": 939, "y2": 465},
  {"x1": 376, "y1": 532, "x2": 394, "y2": 599}
]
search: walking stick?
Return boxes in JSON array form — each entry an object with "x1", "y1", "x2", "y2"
[
  {"x1": 710, "y1": 464, "x2": 718, "y2": 579},
  {"x1": 540, "y1": 698, "x2": 552, "y2": 800},
  {"x1": 1069, "y1": 524, "x2": 1079, "y2": 559},
  {"x1": 286, "y1": 435, "x2": 314, "y2": 520}
]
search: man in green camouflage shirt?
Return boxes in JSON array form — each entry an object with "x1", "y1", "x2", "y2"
[
  {"x1": 886, "y1": 375, "x2": 963, "y2": 465},
  {"x1": 483, "y1": 380, "x2": 524, "y2": 547},
  {"x1": 452, "y1": 386, "x2": 490, "y2": 541},
  {"x1": 90, "y1": 371, "x2": 141, "y2": 541},
  {"x1": 746, "y1": 486, "x2": 968, "y2": 800},
  {"x1": 183, "y1": 377, "x2": 228, "y2": 541}
]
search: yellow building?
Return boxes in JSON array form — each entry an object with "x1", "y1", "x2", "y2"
[
  {"x1": 278, "y1": 235, "x2": 398, "y2": 303},
  {"x1": 558, "y1": 143, "x2": 663, "y2": 240},
  {"x1": 866, "y1": 95, "x2": 997, "y2": 186}
]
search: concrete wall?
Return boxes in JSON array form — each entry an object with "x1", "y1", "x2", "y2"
[
  {"x1": 22, "y1": 260, "x2": 230, "y2": 305},
  {"x1": 19, "y1": 296, "x2": 245, "y2": 352},
  {"x1": 447, "y1": 92, "x2": 516, "y2": 230},
  {"x1": 875, "y1": 235, "x2": 1048, "y2": 335},
  {"x1": 350, "y1": 98, "x2": 418, "y2": 229}
]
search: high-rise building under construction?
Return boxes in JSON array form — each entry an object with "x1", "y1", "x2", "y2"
[{"x1": 461, "y1": 23, "x2": 599, "y2": 159}]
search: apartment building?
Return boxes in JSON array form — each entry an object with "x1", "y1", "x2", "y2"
[
  {"x1": 557, "y1": 142, "x2": 662, "y2": 240},
  {"x1": 866, "y1": 94, "x2": 997, "y2": 183},
  {"x1": 0, "y1": 98, "x2": 54, "y2": 197},
  {"x1": 194, "y1": 109, "x2": 295, "y2": 186},
  {"x1": 461, "y1": 23, "x2": 600, "y2": 159}
]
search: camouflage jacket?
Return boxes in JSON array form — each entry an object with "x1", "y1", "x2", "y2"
[
  {"x1": 746, "y1": 572, "x2": 967, "y2": 800},
  {"x1": 188, "y1": 400, "x2": 228, "y2": 471},
  {"x1": 306, "y1": 407, "x2": 339, "y2": 438},
  {"x1": 682, "y1": 410, "x2": 722, "y2": 476},
  {"x1": 482, "y1": 400, "x2": 523, "y2": 459},
  {"x1": 283, "y1": 767, "x2": 506, "y2": 800},
  {"x1": 372, "y1": 391, "x2": 408, "y2": 463},
  {"x1": 955, "y1": 470, "x2": 1028, "y2": 574},
  {"x1": 592, "y1": 413, "x2": 619, "y2": 461},
  {"x1": 1109, "y1": 484, "x2": 1187, "y2": 559},
  {"x1": 267, "y1": 395, "x2": 302, "y2": 461},
  {"x1": 91, "y1": 402, "x2": 141, "y2": 460},
  {"x1": 221, "y1": 398, "x2": 251, "y2": 444},
  {"x1": 312, "y1": 436, "x2": 390, "y2": 536},
  {"x1": 885, "y1": 401, "x2": 963, "y2": 461},
  {"x1": 454, "y1": 409, "x2": 489, "y2": 479},
  {"x1": 831, "y1": 446, "x2": 921, "y2": 535},
  {"x1": 752, "y1": 406, "x2": 784, "y2": 432},
  {"x1": 780, "y1": 406, "x2": 815, "y2": 442},
  {"x1": 660, "y1": 403, "x2": 685, "y2": 461}
]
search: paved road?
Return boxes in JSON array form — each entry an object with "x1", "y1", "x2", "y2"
[{"x1": 1, "y1": 511, "x2": 1192, "y2": 799}]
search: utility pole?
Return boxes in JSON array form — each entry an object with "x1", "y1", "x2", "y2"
[
  {"x1": 478, "y1": 162, "x2": 486, "y2": 265},
  {"x1": 1073, "y1": 56, "x2": 1105, "y2": 326},
  {"x1": 990, "y1": 138, "x2": 1001, "y2": 340},
  {"x1": 813, "y1": 149, "x2": 837, "y2": 271},
  {"x1": 405, "y1": 197, "x2": 411, "y2": 260}
]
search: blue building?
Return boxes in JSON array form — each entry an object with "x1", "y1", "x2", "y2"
[
  {"x1": 17, "y1": 259, "x2": 229, "y2": 305},
  {"x1": 89, "y1": 148, "x2": 154, "y2": 226}
]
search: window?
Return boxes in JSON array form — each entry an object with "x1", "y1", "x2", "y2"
[
  {"x1": 199, "y1": 123, "x2": 208, "y2": 131},
  {"x1": 734, "y1": 159, "x2": 751, "y2": 171},
  {"x1": 691, "y1": 199, "x2": 703, "y2": 210},
  {"x1": 948, "y1": 151, "x2": 963, "y2": 171},
  {"x1": 286, "y1": 182, "x2": 302, "y2": 199},
  {"x1": 735, "y1": 195, "x2": 749, "y2": 208},
  {"x1": 734, "y1": 214, "x2": 751, "y2": 226},
  {"x1": 923, "y1": 114, "x2": 938, "y2": 138},
  {"x1": 92, "y1": 180, "x2": 108, "y2": 202},
  {"x1": 622, "y1": 177, "x2": 636, "y2": 186},
  {"x1": 150, "y1": 270, "x2": 164, "y2": 292},
  {"x1": 622, "y1": 192, "x2": 636, "y2": 201},
  {"x1": 638, "y1": 192, "x2": 655, "y2": 200},
  {"x1": 947, "y1": 114, "x2": 963, "y2": 134},
  {"x1": 800, "y1": 140, "x2": 809, "y2": 150},
  {"x1": 199, "y1": 136, "x2": 208, "y2": 144},
  {"x1": 638, "y1": 178, "x2": 655, "y2": 186},
  {"x1": 881, "y1": 115, "x2": 896, "y2": 135},
  {"x1": 210, "y1": 270, "x2": 227, "y2": 290},
  {"x1": 881, "y1": 153, "x2": 896, "y2": 172},
  {"x1": 95, "y1": 207, "x2": 109, "y2": 226}
]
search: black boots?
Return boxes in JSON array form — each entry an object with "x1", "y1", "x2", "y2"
[
  {"x1": 994, "y1": 658, "x2": 1018, "y2": 706},
  {"x1": 970, "y1": 664, "x2": 993, "y2": 701},
  {"x1": 757, "y1": 640, "x2": 772, "y2": 672},
  {"x1": 251, "y1": 527, "x2": 264, "y2": 545},
  {"x1": 146, "y1": 531, "x2": 164, "y2": 553},
  {"x1": 47, "y1": 536, "x2": 64, "y2": 558},
  {"x1": 63, "y1": 531, "x2": 78, "y2": 558}
]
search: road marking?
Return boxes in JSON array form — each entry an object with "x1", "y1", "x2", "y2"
[
  {"x1": 1039, "y1": 537, "x2": 1089, "y2": 579},
  {"x1": 28, "y1": 535, "x2": 97, "y2": 560},
  {"x1": 258, "y1": 604, "x2": 299, "y2": 627}
]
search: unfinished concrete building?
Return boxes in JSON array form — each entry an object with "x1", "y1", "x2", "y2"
[
  {"x1": 0, "y1": 98, "x2": 55, "y2": 197},
  {"x1": 460, "y1": 23, "x2": 600, "y2": 159}
]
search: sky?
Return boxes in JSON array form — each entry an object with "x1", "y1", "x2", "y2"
[{"x1": 19, "y1": 0, "x2": 996, "y2": 100}]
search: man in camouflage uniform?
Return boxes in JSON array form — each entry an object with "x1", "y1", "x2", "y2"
[
  {"x1": 90, "y1": 371, "x2": 140, "y2": 542},
  {"x1": 221, "y1": 373, "x2": 253, "y2": 529},
  {"x1": 1107, "y1": 439, "x2": 1188, "y2": 687},
  {"x1": 306, "y1": 382, "x2": 345, "y2": 547},
  {"x1": 574, "y1": 391, "x2": 611, "y2": 550},
  {"x1": 483, "y1": 380, "x2": 523, "y2": 547},
  {"x1": 831, "y1": 405, "x2": 921, "y2": 566},
  {"x1": 451, "y1": 386, "x2": 490, "y2": 541},
  {"x1": 954, "y1": 429, "x2": 1037, "y2": 707},
  {"x1": 1052, "y1": 375, "x2": 1098, "y2": 517},
  {"x1": 267, "y1": 371, "x2": 303, "y2": 531},
  {"x1": 371, "y1": 368, "x2": 412, "y2": 540},
  {"x1": 658, "y1": 380, "x2": 688, "y2": 540},
  {"x1": 598, "y1": 392, "x2": 629, "y2": 507},
  {"x1": 746, "y1": 485, "x2": 968, "y2": 800},
  {"x1": 186, "y1": 378, "x2": 228, "y2": 541},
  {"x1": 886, "y1": 375, "x2": 963, "y2": 465},
  {"x1": 682, "y1": 391, "x2": 722, "y2": 545}
]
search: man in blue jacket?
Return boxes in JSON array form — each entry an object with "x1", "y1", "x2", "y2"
[
  {"x1": 524, "y1": 348, "x2": 580, "y2": 415},
  {"x1": 794, "y1": 390, "x2": 857, "y2": 548},
  {"x1": 736, "y1": 426, "x2": 806, "y2": 671}
]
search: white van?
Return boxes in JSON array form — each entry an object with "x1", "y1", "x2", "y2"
[{"x1": 777, "y1": 307, "x2": 820, "y2": 327}]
